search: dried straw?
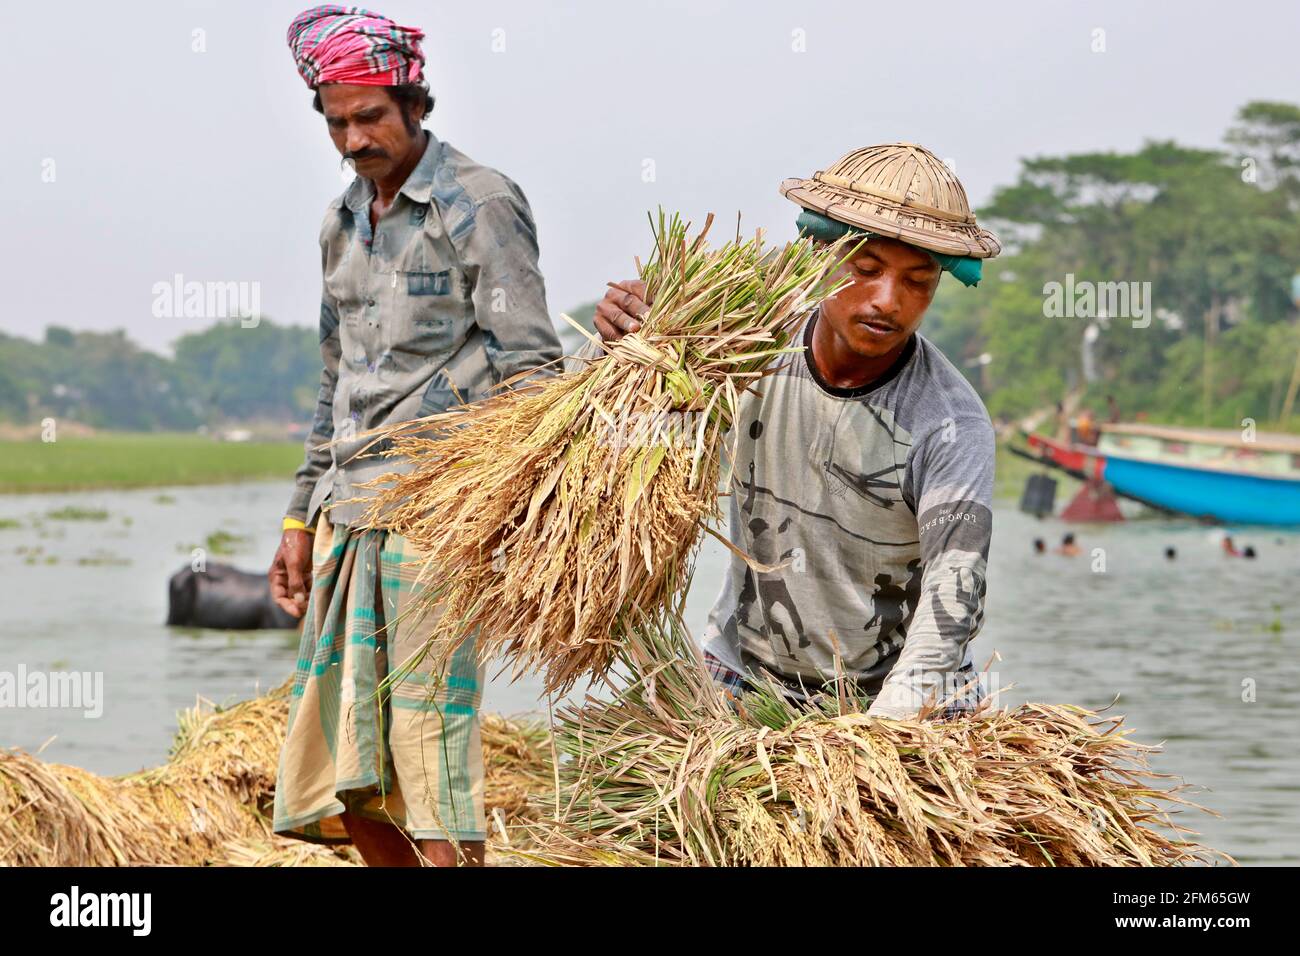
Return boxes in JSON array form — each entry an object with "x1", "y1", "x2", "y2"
[
  {"x1": 357, "y1": 211, "x2": 850, "y2": 695},
  {"x1": 1, "y1": 658, "x2": 1227, "y2": 866},
  {"x1": 341, "y1": 205, "x2": 1226, "y2": 867},
  {"x1": 0, "y1": 682, "x2": 552, "y2": 866},
  {"x1": 509, "y1": 613, "x2": 1231, "y2": 867},
  {"x1": 214, "y1": 836, "x2": 363, "y2": 867}
]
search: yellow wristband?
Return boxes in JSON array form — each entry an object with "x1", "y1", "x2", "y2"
[{"x1": 282, "y1": 517, "x2": 314, "y2": 533}]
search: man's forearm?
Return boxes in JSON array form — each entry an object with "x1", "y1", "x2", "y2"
[{"x1": 870, "y1": 554, "x2": 988, "y2": 718}]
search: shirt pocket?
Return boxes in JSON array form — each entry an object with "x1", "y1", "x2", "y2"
[
  {"x1": 387, "y1": 204, "x2": 467, "y2": 360},
  {"x1": 406, "y1": 269, "x2": 452, "y2": 297},
  {"x1": 390, "y1": 270, "x2": 455, "y2": 360}
]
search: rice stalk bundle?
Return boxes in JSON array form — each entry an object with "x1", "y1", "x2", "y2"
[
  {"x1": 214, "y1": 836, "x2": 362, "y2": 867},
  {"x1": 359, "y1": 211, "x2": 849, "y2": 696},
  {"x1": 512, "y1": 614, "x2": 1230, "y2": 867},
  {"x1": 0, "y1": 682, "x2": 553, "y2": 866},
  {"x1": 480, "y1": 713, "x2": 555, "y2": 830}
]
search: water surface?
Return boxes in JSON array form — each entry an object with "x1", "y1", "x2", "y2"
[{"x1": 1, "y1": 482, "x2": 1295, "y2": 863}]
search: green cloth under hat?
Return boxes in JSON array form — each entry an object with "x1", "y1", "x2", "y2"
[{"x1": 796, "y1": 208, "x2": 984, "y2": 288}]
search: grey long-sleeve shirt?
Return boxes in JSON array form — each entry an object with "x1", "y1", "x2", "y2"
[
  {"x1": 287, "y1": 129, "x2": 564, "y2": 526},
  {"x1": 702, "y1": 310, "x2": 995, "y2": 718}
]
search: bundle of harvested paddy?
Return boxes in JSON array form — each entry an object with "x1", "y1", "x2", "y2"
[
  {"x1": 214, "y1": 836, "x2": 362, "y2": 867},
  {"x1": 511, "y1": 614, "x2": 1230, "y2": 867},
  {"x1": 0, "y1": 683, "x2": 288, "y2": 866},
  {"x1": 480, "y1": 713, "x2": 555, "y2": 829},
  {"x1": 0, "y1": 682, "x2": 553, "y2": 866},
  {"x1": 360, "y1": 212, "x2": 850, "y2": 695}
]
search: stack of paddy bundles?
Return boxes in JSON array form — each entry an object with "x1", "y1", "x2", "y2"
[
  {"x1": 512, "y1": 613, "x2": 1228, "y2": 867},
  {"x1": 0, "y1": 682, "x2": 555, "y2": 866},
  {"x1": 360, "y1": 211, "x2": 850, "y2": 695}
]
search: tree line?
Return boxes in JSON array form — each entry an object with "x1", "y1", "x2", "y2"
[
  {"x1": 925, "y1": 100, "x2": 1300, "y2": 432},
  {"x1": 3, "y1": 100, "x2": 1297, "y2": 435},
  {"x1": 0, "y1": 321, "x2": 321, "y2": 431}
]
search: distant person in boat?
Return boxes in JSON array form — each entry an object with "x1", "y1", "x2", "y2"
[
  {"x1": 594, "y1": 142, "x2": 1001, "y2": 720},
  {"x1": 1034, "y1": 538, "x2": 1046, "y2": 554},
  {"x1": 1075, "y1": 408, "x2": 1099, "y2": 446},
  {"x1": 1056, "y1": 532, "x2": 1080, "y2": 557},
  {"x1": 1106, "y1": 394, "x2": 1121, "y2": 424}
]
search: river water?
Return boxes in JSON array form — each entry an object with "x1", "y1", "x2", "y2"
[{"x1": 1, "y1": 480, "x2": 1296, "y2": 864}]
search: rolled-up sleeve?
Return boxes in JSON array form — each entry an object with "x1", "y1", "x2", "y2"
[{"x1": 458, "y1": 193, "x2": 563, "y2": 388}]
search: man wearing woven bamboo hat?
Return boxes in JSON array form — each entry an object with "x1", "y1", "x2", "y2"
[
  {"x1": 595, "y1": 143, "x2": 999, "y2": 719},
  {"x1": 268, "y1": 5, "x2": 563, "y2": 865}
]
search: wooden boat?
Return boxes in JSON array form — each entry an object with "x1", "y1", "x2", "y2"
[{"x1": 1020, "y1": 423, "x2": 1300, "y2": 526}]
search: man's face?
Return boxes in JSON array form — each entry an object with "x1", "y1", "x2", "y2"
[
  {"x1": 819, "y1": 235, "x2": 941, "y2": 359},
  {"x1": 318, "y1": 84, "x2": 419, "y2": 182}
]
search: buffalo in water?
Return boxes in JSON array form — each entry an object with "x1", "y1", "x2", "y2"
[{"x1": 166, "y1": 563, "x2": 300, "y2": 630}]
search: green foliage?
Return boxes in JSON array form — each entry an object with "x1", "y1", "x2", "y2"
[
  {"x1": 0, "y1": 319, "x2": 322, "y2": 431},
  {"x1": 1226, "y1": 100, "x2": 1300, "y2": 194},
  {"x1": 172, "y1": 320, "x2": 322, "y2": 422},
  {"x1": 5, "y1": 99, "x2": 1299, "y2": 438},
  {"x1": 931, "y1": 100, "x2": 1300, "y2": 432}
]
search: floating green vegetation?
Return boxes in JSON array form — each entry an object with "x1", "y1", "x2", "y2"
[
  {"x1": 17, "y1": 545, "x2": 59, "y2": 566},
  {"x1": 179, "y1": 529, "x2": 252, "y2": 557},
  {"x1": 77, "y1": 550, "x2": 132, "y2": 567},
  {"x1": 46, "y1": 506, "x2": 109, "y2": 522}
]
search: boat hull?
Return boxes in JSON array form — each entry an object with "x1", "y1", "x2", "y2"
[
  {"x1": 1101, "y1": 455, "x2": 1300, "y2": 526},
  {"x1": 1022, "y1": 432, "x2": 1300, "y2": 526}
]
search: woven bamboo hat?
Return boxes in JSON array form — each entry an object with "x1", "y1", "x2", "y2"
[{"x1": 780, "y1": 142, "x2": 1001, "y2": 259}]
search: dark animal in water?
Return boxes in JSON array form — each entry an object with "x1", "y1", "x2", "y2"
[{"x1": 166, "y1": 563, "x2": 300, "y2": 630}]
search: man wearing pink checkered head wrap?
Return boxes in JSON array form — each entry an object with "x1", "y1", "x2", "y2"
[
  {"x1": 272, "y1": 5, "x2": 563, "y2": 870},
  {"x1": 287, "y1": 5, "x2": 426, "y2": 88}
]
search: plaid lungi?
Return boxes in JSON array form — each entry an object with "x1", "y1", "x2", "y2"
[{"x1": 272, "y1": 517, "x2": 487, "y2": 844}]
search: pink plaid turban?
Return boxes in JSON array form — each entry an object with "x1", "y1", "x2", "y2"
[{"x1": 286, "y1": 5, "x2": 425, "y2": 88}]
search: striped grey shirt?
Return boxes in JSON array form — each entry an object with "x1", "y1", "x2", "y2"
[{"x1": 702, "y1": 311, "x2": 995, "y2": 718}]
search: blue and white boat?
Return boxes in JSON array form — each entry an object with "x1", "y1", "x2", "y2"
[{"x1": 1023, "y1": 423, "x2": 1300, "y2": 527}]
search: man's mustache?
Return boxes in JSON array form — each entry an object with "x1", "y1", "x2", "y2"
[{"x1": 343, "y1": 148, "x2": 388, "y2": 163}]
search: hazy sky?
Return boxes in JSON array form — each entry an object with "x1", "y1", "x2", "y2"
[{"x1": 5, "y1": 0, "x2": 1298, "y2": 352}]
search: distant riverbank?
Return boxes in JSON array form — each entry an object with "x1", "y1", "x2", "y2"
[
  {"x1": 2, "y1": 431, "x2": 1065, "y2": 498},
  {"x1": 0, "y1": 434, "x2": 303, "y2": 493}
]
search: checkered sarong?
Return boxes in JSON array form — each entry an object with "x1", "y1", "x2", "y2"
[{"x1": 272, "y1": 517, "x2": 486, "y2": 844}]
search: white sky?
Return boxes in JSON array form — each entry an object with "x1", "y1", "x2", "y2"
[{"x1": 4, "y1": 0, "x2": 1298, "y2": 352}]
